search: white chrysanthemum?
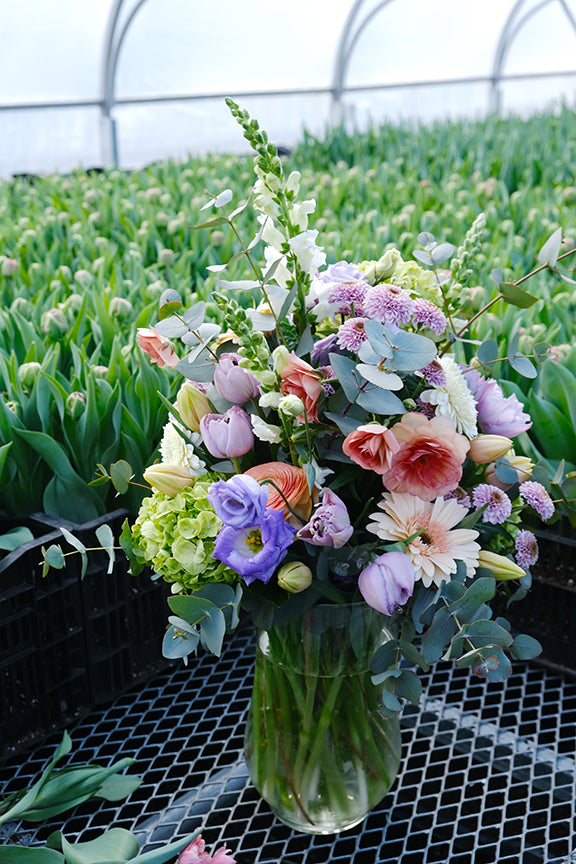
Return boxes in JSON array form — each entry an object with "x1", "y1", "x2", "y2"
[
  {"x1": 367, "y1": 491, "x2": 480, "y2": 588},
  {"x1": 420, "y1": 356, "x2": 478, "y2": 438},
  {"x1": 160, "y1": 422, "x2": 206, "y2": 475}
]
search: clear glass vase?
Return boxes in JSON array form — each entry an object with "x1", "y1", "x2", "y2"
[{"x1": 244, "y1": 603, "x2": 402, "y2": 834}]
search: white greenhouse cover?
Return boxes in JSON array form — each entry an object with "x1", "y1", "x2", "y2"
[{"x1": 1, "y1": 0, "x2": 576, "y2": 177}]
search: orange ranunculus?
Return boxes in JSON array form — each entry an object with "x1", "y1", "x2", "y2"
[
  {"x1": 342, "y1": 424, "x2": 401, "y2": 475},
  {"x1": 244, "y1": 462, "x2": 313, "y2": 526},
  {"x1": 137, "y1": 327, "x2": 179, "y2": 368},
  {"x1": 382, "y1": 413, "x2": 469, "y2": 502},
  {"x1": 278, "y1": 352, "x2": 323, "y2": 423}
]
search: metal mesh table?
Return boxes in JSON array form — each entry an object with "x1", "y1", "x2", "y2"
[{"x1": 1, "y1": 622, "x2": 575, "y2": 863}]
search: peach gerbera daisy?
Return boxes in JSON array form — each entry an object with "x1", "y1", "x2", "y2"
[{"x1": 367, "y1": 491, "x2": 480, "y2": 588}]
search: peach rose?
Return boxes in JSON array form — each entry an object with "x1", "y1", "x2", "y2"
[
  {"x1": 244, "y1": 462, "x2": 313, "y2": 526},
  {"x1": 279, "y1": 352, "x2": 323, "y2": 423},
  {"x1": 342, "y1": 424, "x2": 401, "y2": 474},
  {"x1": 137, "y1": 327, "x2": 179, "y2": 368},
  {"x1": 382, "y1": 413, "x2": 469, "y2": 502}
]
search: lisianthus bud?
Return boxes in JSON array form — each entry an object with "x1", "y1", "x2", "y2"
[
  {"x1": 41, "y1": 308, "x2": 68, "y2": 339},
  {"x1": 176, "y1": 381, "x2": 213, "y2": 432},
  {"x1": 66, "y1": 391, "x2": 86, "y2": 420},
  {"x1": 1, "y1": 257, "x2": 18, "y2": 276},
  {"x1": 213, "y1": 353, "x2": 260, "y2": 404},
  {"x1": 374, "y1": 248, "x2": 402, "y2": 281},
  {"x1": 200, "y1": 406, "x2": 254, "y2": 458},
  {"x1": 478, "y1": 550, "x2": 526, "y2": 581},
  {"x1": 358, "y1": 551, "x2": 415, "y2": 616},
  {"x1": 278, "y1": 394, "x2": 306, "y2": 417},
  {"x1": 109, "y1": 297, "x2": 133, "y2": 319},
  {"x1": 18, "y1": 361, "x2": 42, "y2": 389},
  {"x1": 143, "y1": 463, "x2": 196, "y2": 496},
  {"x1": 485, "y1": 454, "x2": 534, "y2": 489},
  {"x1": 277, "y1": 561, "x2": 313, "y2": 593},
  {"x1": 468, "y1": 435, "x2": 513, "y2": 464}
]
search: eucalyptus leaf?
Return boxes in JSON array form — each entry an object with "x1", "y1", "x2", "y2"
[
  {"x1": 498, "y1": 281, "x2": 538, "y2": 309},
  {"x1": 537, "y1": 226, "x2": 562, "y2": 268}
]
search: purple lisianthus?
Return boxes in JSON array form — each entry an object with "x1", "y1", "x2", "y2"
[
  {"x1": 200, "y1": 405, "x2": 254, "y2": 458},
  {"x1": 208, "y1": 475, "x2": 268, "y2": 529},
  {"x1": 212, "y1": 509, "x2": 297, "y2": 585},
  {"x1": 310, "y1": 332, "x2": 340, "y2": 366},
  {"x1": 297, "y1": 488, "x2": 353, "y2": 549},
  {"x1": 213, "y1": 353, "x2": 260, "y2": 404},
  {"x1": 358, "y1": 551, "x2": 415, "y2": 616},
  {"x1": 464, "y1": 368, "x2": 532, "y2": 437}
]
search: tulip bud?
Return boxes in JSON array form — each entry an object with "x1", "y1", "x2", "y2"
[
  {"x1": 18, "y1": 361, "x2": 42, "y2": 389},
  {"x1": 143, "y1": 463, "x2": 196, "y2": 496},
  {"x1": 41, "y1": 308, "x2": 68, "y2": 339},
  {"x1": 91, "y1": 365, "x2": 109, "y2": 378},
  {"x1": 478, "y1": 550, "x2": 526, "y2": 581},
  {"x1": 277, "y1": 561, "x2": 313, "y2": 593},
  {"x1": 1, "y1": 257, "x2": 18, "y2": 276},
  {"x1": 74, "y1": 269, "x2": 94, "y2": 286},
  {"x1": 66, "y1": 391, "x2": 86, "y2": 420},
  {"x1": 200, "y1": 406, "x2": 254, "y2": 458},
  {"x1": 158, "y1": 248, "x2": 175, "y2": 266},
  {"x1": 11, "y1": 297, "x2": 31, "y2": 316},
  {"x1": 468, "y1": 435, "x2": 513, "y2": 464},
  {"x1": 485, "y1": 454, "x2": 534, "y2": 489},
  {"x1": 5, "y1": 400, "x2": 20, "y2": 416},
  {"x1": 109, "y1": 296, "x2": 133, "y2": 319},
  {"x1": 214, "y1": 353, "x2": 260, "y2": 404},
  {"x1": 358, "y1": 551, "x2": 415, "y2": 616},
  {"x1": 176, "y1": 381, "x2": 213, "y2": 433},
  {"x1": 210, "y1": 230, "x2": 225, "y2": 247}
]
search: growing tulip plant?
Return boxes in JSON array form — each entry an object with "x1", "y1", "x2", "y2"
[{"x1": 46, "y1": 101, "x2": 573, "y2": 714}]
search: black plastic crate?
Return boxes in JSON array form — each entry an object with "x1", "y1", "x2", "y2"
[
  {"x1": 504, "y1": 526, "x2": 576, "y2": 678},
  {"x1": 0, "y1": 510, "x2": 170, "y2": 760}
]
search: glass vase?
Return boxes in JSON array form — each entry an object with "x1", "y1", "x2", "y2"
[{"x1": 244, "y1": 603, "x2": 402, "y2": 834}]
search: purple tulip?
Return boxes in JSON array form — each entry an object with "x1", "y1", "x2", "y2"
[
  {"x1": 213, "y1": 509, "x2": 297, "y2": 585},
  {"x1": 358, "y1": 551, "x2": 415, "y2": 616},
  {"x1": 298, "y1": 489, "x2": 353, "y2": 549},
  {"x1": 208, "y1": 474, "x2": 268, "y2": 529},
  {"x1": 213, "y1": 353, "x2": 260, "y2": 404},
  {"x1": 200, "y1": 405, "x2": 254, "y2": 458},
  {"x1": 464, "y1": 368, "x2": 532, "y2": 437}
]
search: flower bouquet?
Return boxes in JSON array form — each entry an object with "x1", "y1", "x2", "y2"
[{"x1": 46, "y1": 101, "x2": 572, "y2": 835}]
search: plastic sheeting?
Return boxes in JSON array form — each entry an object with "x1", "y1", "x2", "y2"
[{"x1": 1, "y1": 0, "x2": 576, "y2": 177}]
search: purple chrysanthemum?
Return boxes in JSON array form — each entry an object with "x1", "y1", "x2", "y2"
[
  {"x1": 472, "y1": 484, "x2": 513, "y2": 524},
  {"x1": 327, "y1": 279, "x2": 368, "y2": 316},
  {"x1": 515, "y1": 529, "x2": 539, "y2": 569},
  {"x1": 411, "y1": 297, "x2": 447, "y2": 335},
  {"x1": 419, "y1": 359, "x2": 447, "y2": 387},
  {"x1": 337, "y1": 317, "x2": 368, "y2": 353},
  {"x1": 444, "y1": 486, "x2": 472, "y2": 510},
  {"x1": 519, "y1": 481, "x2": 555, "y2": 521},
  {"x1": 363, "y1": 282, "x2": 413, "y2": 326}
]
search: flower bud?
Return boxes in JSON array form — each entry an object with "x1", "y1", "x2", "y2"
[
  {"x1": 214, "y1": 353, "x2": 260, "y2": 404},
  {"x1": 11, "y1": 297, "x2": 31, "y2": 316},
  {"x1": 358, "y1": 551, "x2": 415, "y2": 615},
  {"x1": 478, "y1": 550, "x2": 526, "y2": 581},
  {"x1": 1, "y1": 257, "x2": 18, "y2": 276},
  {"x1": 176, "y1": 381, "x2": 213, "y2": 432},
  {"x1": 485, "y1": 454, "x2": 534, "y2": 489},
  {"x1": 278, "y1": 394, "x2": 305, "y2": 417},
  {"x1": 66, "y1": 391, "x2": 86, "y2": 420},
  {"x1": 200, "y1": 406, "x2": 254, "y2": 458},
  {"x1": 468, "y1": 435, "x2": 513, "y2": 464},
  {"x1": 143, "y1": 463, "x2": 196, "y2": 496},
  {"x1": 74, "y1": 269, "x2": 94, "y2": 286},
  {"x1": 210, "y1": 230, "x2": 225, "y2": 247},
  {"x1": 41, "y1": 308, "x2": 68, "y2": 339},
  {"x1": 277, "y1": 561, "x2": 313, "y2": 593},
  {"x1": 158, "y1": 248, "x2": 175, "y2": 266},
  {"x1": 374, "y1": 248, "x2": 402, "y2": 281},
  {"x1": 18, "y1": 361, "x2": 42, "y2": 389},
  {"x1": 91, "y1": 365, "x2": 109, "y2": 378},
  {"x1": 272, "y1": 346, "x2": 290, "y2": 374},
  {"x1": 109, "y1": 296, "x2": 133, "y2": 319}
]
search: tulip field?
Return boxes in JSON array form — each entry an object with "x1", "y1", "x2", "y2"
[{"x1": 2, "y1": 106, "x2": 576, "y2": 522}]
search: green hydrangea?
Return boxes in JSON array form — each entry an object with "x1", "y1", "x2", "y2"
[{"x1": 130, "y1": 478, "x2": 237, "y2": 591}]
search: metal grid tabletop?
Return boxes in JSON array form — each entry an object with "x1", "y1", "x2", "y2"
[{"x1": 1, "y1": 622, "x2": 575, "y2": 864}]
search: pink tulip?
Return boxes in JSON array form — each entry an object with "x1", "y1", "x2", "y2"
[
  {"x1": 178, "y1": 834, "x2": 236, "y2": 864},
  {"x1": 358, "y1": 551, "x2": 415, "y2": 616},
  {"x1": 200, "y1": 406, "x2": 254, "y2": 458},
  {"x1": 213, "y1": 353, "x2": 260, "y2": 404}
]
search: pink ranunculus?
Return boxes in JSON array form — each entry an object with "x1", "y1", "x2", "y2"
[
  {"x1": 200, "y1": 405, "x2": 254, "y2": 458},
  {"x1": 178, "y1": 834, "x2": 236, "y2": 864},
  {"x1": 382, "y1": 413, "x2": 469, "y2": 502},
  {"x1": 358, "y1": 550, "x2": 415, "y2": 615},
  {"x1": 278, "y1": 351, "x2": 323, "y2": 422},
  {"x1": 244, "y1": 461, "x2": 313, "y2": 525},
  {"x1": 137, "y1": 327, "x2": 179, "y2": 368},
  {"x1": 342, "y1": 423, "x2": 401, "y2": 475}
]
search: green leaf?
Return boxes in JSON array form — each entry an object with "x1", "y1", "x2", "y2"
[
  {"x1": 477, "y1": 338, "x2": 498, "y2": 368},
  {"x1": 58, "y1": 828, "x2": 139, "y2": 864},
  {"x1": 537, "y1": 226, "x2": 562, "y2": 268},
  {"x1": 59, "y1": 527, "x2": 88, "y2": 579},
  {"x1": 421, "y1": 607, "x2": 459, "y2": 663},
  {"x1": 0, "y1": 526, "x2": 34, "y2": 552},
  {"x1": 199, "y1": 606, "x2": 226, "y2": 656},
  {"x1": 167, "y1": 594, "x2": 215, "y2": 625},
  {"x1": 0, "y1": 441, "x2": 12, "y2": 483},
  {"x1": 380, "y1": 688, "x2": 402, "y2": 713},
  {"x1": 328, "y1": 352, "x2": 361, "y2": 403},
  {"x1": 499, "y1": 281, "x2": 538, "y2": 308},
  {"x1": 109, "y1": 460, "x2": 133, "y2": 494},
  {"x1": 0, "y1": 848, "x2": 64, "y2": 862},
  {"x1": 356, "y1": 386, "x2": 405, "y2": 415},
  {"x1": 42, "y1": 544, "x2": 65, "y2": 570},
  {"x1": 393, "y1": 669, "x2": 423, "y2": 704},
  {"x1": 509, "y1": 352, "x2": 537, "y2": 378},
  {"x1": 95, "y1": 524, "x2": 116, "y2": 575},
  {"x1": 510, "y1": 633, "x2": 542, "y2": 660}
]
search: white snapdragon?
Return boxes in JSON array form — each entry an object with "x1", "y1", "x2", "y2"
[
  {"x1": 289, "y1": 199, "x2": 316, "y2": 231},
  {"x1": 289, "y1": 229, "x2": 326, "y2": 276},
  {"x1": 251, "y1": 415, "x2": 282, "y2": 444},
  {"x1": 257, "y1": 214, "x2": 285, "y2": 252},
  {"x1": 259, "y1": 391, "x2": 282, "y2": 409}
]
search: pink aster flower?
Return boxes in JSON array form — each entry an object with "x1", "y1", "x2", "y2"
[
  {"x1": 472, "y1": 484, "x2": 513, "y2": 524},
  {"x1": 382, "y1": 413, "x2": 470, "y2": 502},
  {"x1": 337, "y1": 317, "x2": 369, "y2": 352},
  {"x1": 519, "y1": 481, "x2": 555, "y2": 521},
  {"x1": 411, "y1": 297, "x2": 447, "y2": 335},
  {"x1": 363, "y1": 282, "x2": 413, "y2": 326},
  {"x1": 515, "y1": 529, "x2": 539, "y2": 569},
  {"x1": 367, "y1": 492, "x2": 480, "y2": 588}
]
